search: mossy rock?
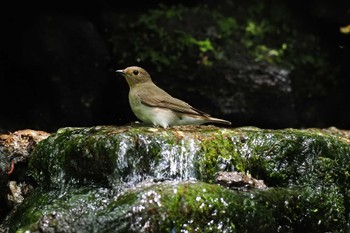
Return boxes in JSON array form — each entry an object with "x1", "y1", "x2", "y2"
[
  {"x1": 29, "y1": 126, "x2": 350, "y2": 189},
  {"x1": 3, "y1": 181, "x2": 347, "y2": 233},
  {"x1": 2, "y1": 125, "x2": 350, "y2": 232}
]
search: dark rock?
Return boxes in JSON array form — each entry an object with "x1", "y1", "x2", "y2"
[{"x1": 0, "y1": 13, "x2": 112, "y2": 131}]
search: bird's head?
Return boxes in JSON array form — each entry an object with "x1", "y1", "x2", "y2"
[{"x1": 116, "y1": 66, "x2": 152, "y2": 87}]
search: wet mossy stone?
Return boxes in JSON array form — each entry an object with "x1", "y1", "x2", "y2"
[
  {"x1": 29, "y1": 125, "x2": 350, "y2": 189},
  {"x1": 3, "y1": 181, "x2": 348, "y2": 233},
  {"x1": 2, "y1": 181, "x2": 269, "y2": 232},
  {"x1": 17, "y1": 125, "x2": 350, "y2": 232}
]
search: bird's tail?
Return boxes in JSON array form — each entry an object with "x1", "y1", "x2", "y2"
[{"x1": 207, "y1": 117, "x2": 231, "y2": 125}]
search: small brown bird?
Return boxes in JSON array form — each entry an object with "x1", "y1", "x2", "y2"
[{"x1": 116, "y1": 66, "x2": 231, "y2": 128}]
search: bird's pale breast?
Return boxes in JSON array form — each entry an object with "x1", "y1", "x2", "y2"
[{"x1": 128, "y1": 92, "x2": 208, "y2": 127}]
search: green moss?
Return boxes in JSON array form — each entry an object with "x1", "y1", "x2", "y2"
[
  {"x1": 29, "y1": 126, "x2": 191, "y2": 189},
  {"x1": 256, "y1": 187, "x2": 346, "y2": 232},
  {"x1": 29, "y1": 126, "x2": 350, "y2": 203},
  {"x1": 98, "y1": 181, "x2": 276, "y2": 232},
  {"x1": 197, "y1": 128, "x2": 350, "y2": 189},
  {"x1": 199, "y1": 133, "x2": 246, "y2": 182},
  {"x1": 5, "y1": 181, "x2": 347, "y2": 233},
  {"x1": 30, "y1": 127, "x2": 121, "y2": 188},
  {"x1": 5, "y1": 186, "x2": 113, "y2": 233}
]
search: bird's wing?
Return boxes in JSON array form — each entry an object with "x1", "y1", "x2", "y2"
[{"x1": 136, "y1": 84, "x2": 210, "y2": 117}]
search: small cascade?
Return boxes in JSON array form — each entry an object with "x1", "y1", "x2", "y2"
[
  {"x1": 152, "y1": 137, "x2": 199, "y2": 180},
  {"x1": 110, "y1": 131, "x2": 200, "y2": 190}
]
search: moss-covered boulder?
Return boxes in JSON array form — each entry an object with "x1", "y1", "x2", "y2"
[
  {"x1": 1, "y1": 125, "x2": 350, "y2": 232},
  {"x1": 4, "y1": 180, "x2": 348, "y2": 233}
]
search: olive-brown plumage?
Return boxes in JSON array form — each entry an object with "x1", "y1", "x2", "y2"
[{"x1": 116, "y1": 66, "x2": 231, "y2": 128}]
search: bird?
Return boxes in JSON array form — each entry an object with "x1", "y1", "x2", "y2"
[{"x1": 116, "y1": 66, "x2": 231, "y2": 128}]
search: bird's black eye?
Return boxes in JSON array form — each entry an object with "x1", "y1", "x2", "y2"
[{"x1": 133, "y1": 70, "x2": 139, "y2": 75}]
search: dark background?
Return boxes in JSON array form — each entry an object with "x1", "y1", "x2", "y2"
[{"x1": 0, "y1": 0, "x2": 349, "y2": 133}]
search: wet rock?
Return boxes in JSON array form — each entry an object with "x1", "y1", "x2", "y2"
[
  {"x1": 1, "y1": 125, "x2": 350, "y2": 232},
  {"x1": 7, "y1": 181, "x2": 24, "y2": 204},
  {"x1": 0, "y1": 129, "x2": 50, "y2": 176},
  {"x1": 0, "y1": 129, "x2": 50, "y2": 224},
  {"x1": 0, "y1": 129, "x2": 50, "y2": 159},
  {"x1": 215, "y1": 171, "x2": 268, "y2": 191}
]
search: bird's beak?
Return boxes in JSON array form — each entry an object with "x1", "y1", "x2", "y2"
[{"x1": 115, "y1": 69, "x2": 125, "y2": 76}]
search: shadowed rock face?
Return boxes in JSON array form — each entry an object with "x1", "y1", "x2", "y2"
[
  {"x1": 1, "y1": 126, "x2": 349, "y2": 232},
  {"x1": 0, "y1": 13, "x2": 112, "y2": 132},
  {"x1": 159, "y1": 58, "x2": 297, "y2": 128}
]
